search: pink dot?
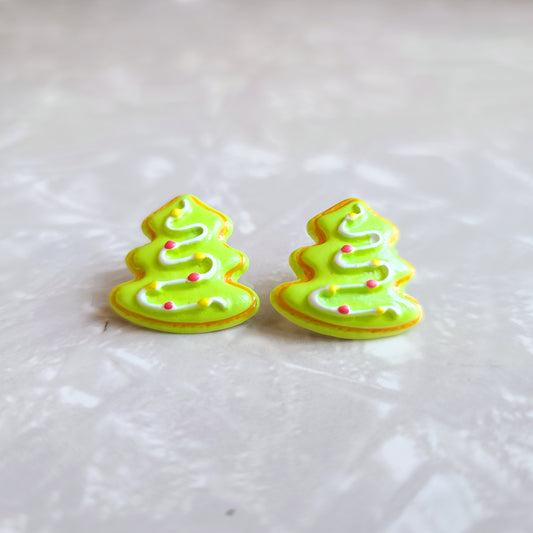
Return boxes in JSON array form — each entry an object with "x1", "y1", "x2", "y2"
[
  {"x1": 338, "y1": 305, "x2": 350, "y2": 314},
  {"x1": 366, "y1": 279, "x2": 378, "y2": 288},
  {"x1": 164, "y1": 240, "x2": 176, "y2": 249},
  {"x1": 341, "y1": 245, "x2": 354, "y2": 253},
  {"x1": 163, "y1": 301, "x2": 174, "y2": 310},
  {"x1": 188, "y1": 272, "x2": 200, "y2": 282}
]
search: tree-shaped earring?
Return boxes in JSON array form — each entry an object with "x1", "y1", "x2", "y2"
[
  {"x1": 270, "y1": 199, "x2": 422, "y2": 339},
  {"x1": 110, "y1": 195, "x2": 259, "y2": 333}
]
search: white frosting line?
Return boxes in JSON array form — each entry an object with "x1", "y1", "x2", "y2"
[
  {"x1": 334, "y1": 253, "x2": 392, "y2": 271},
  {"x1": 164, "y1": 198, "x2": 190, "y2": 230},
  {"x1": 160, "y1": 223, "x2": 208, "y2": 262},
  {"x1": 308, "y1": 286, "x2": 401, "y2": 316},
  {"x1": 307, "y1": 203, "x2": 401, "y2": 317},
  {"x1": 136, "y1": 199, "x2": 228, "y2": 314},
  {"x1": 157, "y1": 254, "x2": 218, "y2": 287},
  {"x1": 338, "y1": 205, "x2": 366, "y2": 232},
  {"x1": 317, "y1": 262, "x2": 393, "y2": 292},
  {"x1": 338, "y1": 206, "x2": 383, "y2": 251},
  {"x1": 338, "y1": 226, "x2": 383, "y2": 249},
  {"x1": 338, "y1": 206, "x2": 368, "y2": 229},
  {"x1": 137, "y1": 289, "x2": 227, "y2": 311},
  {"x1": 137, "y1": 289, "x2": 199, "y2": 311},
  {"x1": 207, "y1": 297, "x2": 227, "y2": 309},
  {"x1": 344, "y1": 304, "x2": 400, "y2": 316}
]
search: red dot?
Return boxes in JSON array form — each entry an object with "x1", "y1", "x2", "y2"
[
  {"x1": 338, "y1": 305, "x2": 350, "y2": 314},
  {"x1": 188, "y1": 272, "x2": 200, "y2": 282},
  {"x1": 163, "y1": 301, "x2": 174, "y2": 310},
  {"x1": 164, "y1": 240, "x2": 176, "y2": 249},
  {"x1": 341, "y1": 245, "x2": 353, "y2": 253},
  {"x1": 366, "y1": 279, "x2": 378, "y2": 288}
]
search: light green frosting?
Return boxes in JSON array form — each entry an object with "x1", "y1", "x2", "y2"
[
  {"x1": 110, "y1": 195, "x2": 259, "y2": 333},
  {"x1": 271, "y1": 199, "x2": 422, "y2": 339}
]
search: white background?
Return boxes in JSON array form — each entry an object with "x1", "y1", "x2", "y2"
[{"x1": 1, "y1": 1, "x2": 532, "y2": 532}]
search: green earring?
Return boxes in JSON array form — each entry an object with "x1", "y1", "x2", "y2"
[
  {"x1": 110, "y1": 194, "x2": 259, "y2": 333},
  {"x1": 271, "y1": 198, "x2": 422, "y2": 339}
]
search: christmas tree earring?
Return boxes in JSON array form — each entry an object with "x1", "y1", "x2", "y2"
[
  {"x1": 270, "y1": 199, "x2": 422, "y2": 339},
  {"x1": 109, "y1": 195, "x2": 259, "y2": 333}
]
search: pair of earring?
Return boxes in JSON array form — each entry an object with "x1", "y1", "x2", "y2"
[{"x1": 109, "y1": 195, "x2": 422, "y2": 339}]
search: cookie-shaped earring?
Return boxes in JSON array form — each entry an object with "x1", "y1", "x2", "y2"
[
  {"x1": 110, "y1": 194, "x2": 259, "y2": 333},
  {"x1": 270, "y1": 199, "x2": 422, "y2": 339}
]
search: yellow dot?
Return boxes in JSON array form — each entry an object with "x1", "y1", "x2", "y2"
[
  {"x1": 198, "y1": 298, "x2": 211, "y2": 307},
  {"x1": 146, "y1": 281, "x2": 158, "y2": 290},
  {"x1": 376, "y1": 307, "x2": 386, "y2": 315},
  {"x1": 348, "y1": 212, "x2": 358, "y2": 219},
  {"x1": 171, "y1": 208, "x2": 184, "y2": 217},
  {"x1": 372, "y1": 259, "x2": 381, "y2": 266},
  {"x1": 328, "y1": 285, "x2": 339, "y2": 294},
  {"x1": 194, "y1": 252, "x2": 207, "y2": 260}
]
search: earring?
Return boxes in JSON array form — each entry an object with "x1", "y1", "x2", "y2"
[
  {"x1": 110, "y1": 194, "x2": 259, "y2": 333},
  {"x1": 270, "y1": 198, "x2": 422, "y2": 339}
]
